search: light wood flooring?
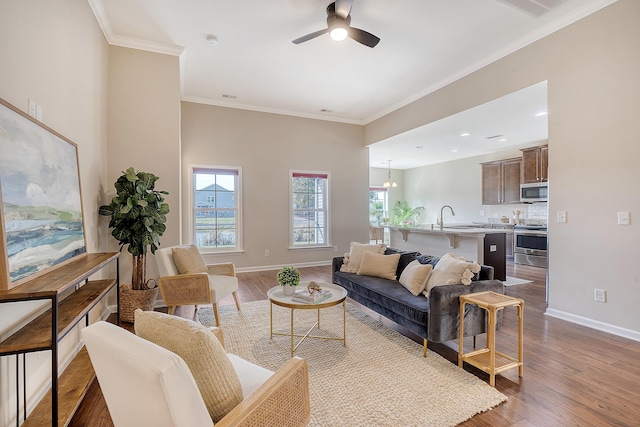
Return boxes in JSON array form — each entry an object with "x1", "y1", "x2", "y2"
[{"x1": 70, "y1": 263, "x2": 640, "y2": 426}]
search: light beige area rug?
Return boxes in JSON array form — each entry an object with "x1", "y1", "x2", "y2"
[{"x1": 199, "y1": 300, "x2": 507, "y2": 427}]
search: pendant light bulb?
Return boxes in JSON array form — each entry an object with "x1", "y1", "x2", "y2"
[{"x1": 383, "y1": 160, "x2": 397, "y2": 188}]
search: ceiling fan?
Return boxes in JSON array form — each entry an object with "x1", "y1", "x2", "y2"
[{"x1": 292, "y1": 0, "x2": 380, "y2": 48}]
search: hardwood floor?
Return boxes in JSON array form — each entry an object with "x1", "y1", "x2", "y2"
[{"x1": 70, "y1": 263, "x2": 640, "y2": 426}]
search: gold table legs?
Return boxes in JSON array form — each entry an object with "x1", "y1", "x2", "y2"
[{"x1": 270, "y1": 301, "x2": 346, "y2": 357}]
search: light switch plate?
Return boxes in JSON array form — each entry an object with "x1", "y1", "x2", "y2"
[{"x1": 617, "y1": 211, "x2": 630, "y2": 225}]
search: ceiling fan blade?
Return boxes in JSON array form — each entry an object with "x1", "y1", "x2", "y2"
[
  {"x1": 334, "y1": 0, "x2": 353, "y2": 19},
  {"x1": 292, "y1": 28, "x2": 329, "y2": 44},
  {"x1": 348, "y1": 27, "x2": 380, "y2": 48}
]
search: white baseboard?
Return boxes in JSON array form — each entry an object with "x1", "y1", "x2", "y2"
[
  {"x1": 234, "y1": 260, "x2": 332, "y2": 274},
  {"x1": 545, "y1": 308, "x2": 640, "y2": 342}
]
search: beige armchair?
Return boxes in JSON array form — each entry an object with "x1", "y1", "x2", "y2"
[
  {"x1": 82, "y1": 321, "x2": 310, "y2": 427},
  {"x1": 156, "y1": 245, "x2": 240, "y2": 325}
]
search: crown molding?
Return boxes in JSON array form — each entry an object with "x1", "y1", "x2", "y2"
[
  {"x1": 88, "y1": 0, "x2": 184, "y2": 56},
  {"x1": 181, "y1": 95, "x2": 364, "y2": 126},
  {"x1": 363, "y1": 0, "x2": 619, "y2": 124}
]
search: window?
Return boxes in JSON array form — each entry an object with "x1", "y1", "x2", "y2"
[
  {"x1": 291, "y1": 171, "x2": 329, "y2": 247},
  {"x1": 369, "y1": 187, "x2": 387, "y2": 225},
  {"x1": 191, "y1": 166, "x2": 242, "y2": 251}
]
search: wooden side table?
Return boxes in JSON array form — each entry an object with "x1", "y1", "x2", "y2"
[{"x1": 458, "y1": 291, "x2": 524, "y2": 386}]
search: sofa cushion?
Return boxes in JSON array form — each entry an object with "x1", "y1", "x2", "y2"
[
  {"x1": 384, "y1": 247, "x2": 419, "y2": 278},
  {"x1": 333, "y1": 271, "x2": 430, "y2": 325},
  {"x1": 134, "y1": 310, "x2": 243, "y2": 422},
  {"x1": 357, "y1": 252, "x2": 401, "y2": 280},
  {"x1": 171, "y1": 245, "x2": 207, "y2": 274},
  {"x1": 399, "y1": 260, "x2": 433, "y2": 296},
  {"x1": 424, "y1": 253, "x2": 481, "y2": 295},
  {"x1": 340, "y1": 242, "x2": 386, "y2": 273}
]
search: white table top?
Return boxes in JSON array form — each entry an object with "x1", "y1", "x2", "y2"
[{"x1": 267, "y1": 282, "x2": 347, "y2": 309}]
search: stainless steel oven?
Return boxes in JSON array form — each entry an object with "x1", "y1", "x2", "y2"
[{"x1": 514, "y1": 225, "x2": 547, "y2": 267}]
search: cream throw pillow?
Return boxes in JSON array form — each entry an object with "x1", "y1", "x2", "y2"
[
  {"x1": 172, "y1": 245, "x2": 208, "y2": 274},
  {"x1": 340, "y1": 242, "x2": 386, "y2": 273},
  {"x1": 399, "y1": 260, "x2": 433, "y2": 296},
  {"x1": 357, "y1": 252, "x2": 400, "y2": 280},
  {"x1": 424, "y1": 253, "x2": 481, "y2": 296},
  {"x1": 134, "y1": 310, "x2": 243, "y2": 422}
]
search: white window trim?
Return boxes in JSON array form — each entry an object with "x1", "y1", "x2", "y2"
[
  {"x1": 289, "y1": 169, "x2": 331, "y2": 249},
  {"x1": 188, "y1": 164, "x2": 243, "y2": 254}
]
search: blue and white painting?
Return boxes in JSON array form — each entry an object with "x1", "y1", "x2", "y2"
[{"x1": 0, "y1": 100, "x2": 86, "y2": 286}]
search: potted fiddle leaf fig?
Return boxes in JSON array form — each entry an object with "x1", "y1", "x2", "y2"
[
  {"x1": 99, "y1": 167, "x2": 170, "y2": 322},
  {"x1": 277, "y1": 266, "x2": 300, "y2": 296}
]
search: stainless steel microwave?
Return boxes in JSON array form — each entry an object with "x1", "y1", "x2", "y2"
[{"x1": 520, "y1": 182, "x2": 548, "y2": 202}]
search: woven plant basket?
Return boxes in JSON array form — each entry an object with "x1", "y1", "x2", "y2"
[{"x1": 119, "y1": 285, "x2": 158, "y2": 323}]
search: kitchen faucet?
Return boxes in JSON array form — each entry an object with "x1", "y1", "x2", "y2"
[{"x1": 439, "y1": 205, "x2": 455, "y2": 229}]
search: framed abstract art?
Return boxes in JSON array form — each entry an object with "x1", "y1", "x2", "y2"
[{"x1": 0, "y1": 97, "x2": 86, "y2": 290}]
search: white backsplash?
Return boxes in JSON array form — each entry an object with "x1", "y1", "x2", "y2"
[{"x1": 484, "y1": 202, "x2": 548, "y2": 225}]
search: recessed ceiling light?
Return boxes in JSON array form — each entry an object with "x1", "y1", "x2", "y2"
[
  {"x1": 451, "y1": 149, "x2": 459, "y2": 152},
  {"x1": 206, "y1": 35, "x2": 218, "y2": 45},
  {"x1": 460, "y1": 132, "x2": 470, "y2": 137},
  {"x1": 222, "y1": 94, "x2": 237, "y2": 99},
  {"x1": 498, "y1": 138, "x2": 508, "y2": 142},
  {"x1": 416, "y1": 145, "x2": 424, "y2": 149},
  {"x1": 535, "y1": 111, "x2": 548, "y2": 117},
  {"x1": 320, "y1": 109, "x2": 333, "y2": 113}
]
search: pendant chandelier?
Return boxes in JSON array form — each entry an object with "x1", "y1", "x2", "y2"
[{"x1": 383, "y1": 160, "x2": 397, "y2": 188}]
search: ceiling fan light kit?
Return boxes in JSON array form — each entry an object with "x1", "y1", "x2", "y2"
[{"x1": 292, "y1": 0, "x2": 380, "y2": 48}]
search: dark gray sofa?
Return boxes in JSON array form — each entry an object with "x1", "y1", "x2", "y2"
[{"x1": 332, "y1": 247, "x2": 505, "y2": 355}]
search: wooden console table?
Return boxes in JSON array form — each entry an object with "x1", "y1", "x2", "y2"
[
  {"x1": 458, "y1": 291, "x2": 523, "y2": 386},
  {"x1": 0, "y1": 252, "x2": 119, "y2": 426}
]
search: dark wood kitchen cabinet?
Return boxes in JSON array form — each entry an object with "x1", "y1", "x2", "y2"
[
  {"x1": 521, "y1": 145, "x2": 548, "y2": 184},
  {"x1": 481, "y1": 158, "x2": 521, "y2": 205}
]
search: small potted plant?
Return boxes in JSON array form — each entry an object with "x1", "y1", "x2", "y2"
[
  {"x1": 99, "y1": 167, "x2": 170, "y2": 322},
  {"x1": 277, "y1": 266, "x2": 300, "y2": 296}
]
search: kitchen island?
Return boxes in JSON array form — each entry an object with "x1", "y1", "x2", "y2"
[{"x1": 387, "y1": 225, "x2": 507, "y2": 280}]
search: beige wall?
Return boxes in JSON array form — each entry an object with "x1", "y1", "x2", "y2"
[
  {"x1": 366, "y1": 0, "x2": 640, "y2": 339},
  {"x1": 0, "y1": 1, "x2": 110, "y2": 425},
  {"x1": 181, "y1": 102, "x2": 368, "y2": 269},
  {"x1": 106, "y1": 46, "x2": 182, "y2": 284}
]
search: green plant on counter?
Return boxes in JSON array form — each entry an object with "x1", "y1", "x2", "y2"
[{"x1": 392, "y1": 201, "x2": 425, "y2": 226}]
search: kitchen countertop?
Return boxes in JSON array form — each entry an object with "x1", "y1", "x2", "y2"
[{"x1": 386, "y1": 224, "x2": 508, "y2": 235}]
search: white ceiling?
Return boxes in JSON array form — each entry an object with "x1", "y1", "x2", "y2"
[
  {"x1": 89, "y1": 0, "x2": 615, "y2": 168},
  {"x1": 369, "y1": 81, "x2": 549, "y2": 169}
]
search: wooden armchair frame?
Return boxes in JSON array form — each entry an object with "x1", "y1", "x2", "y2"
[{"x1": 158, "y1": 261, "x2": 241, "y2": 326}]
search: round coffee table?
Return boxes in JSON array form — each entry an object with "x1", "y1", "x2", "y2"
[{"x1": 267, "y1": 282, "x2": 347, "y2": 356}]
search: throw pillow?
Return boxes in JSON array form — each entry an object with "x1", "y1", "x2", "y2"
[
  {"x1": 357, "y1": 252, "x2": 400, "y2": 280},
  {"x1": 423, "y1": 253, "x2": 481, "y2": 296},
  {"x1": 340, "y1": 242, "x2": 386, "y2": 273},
  {"x1": 172, "y1": 245, "x2": 207, "y2": 274},
  {"x1": 399, "y1": 260, "x2": 433, "y2": 296},
  {"x1": 134, "y1": 310, "x2": 243, "y2": 422}
]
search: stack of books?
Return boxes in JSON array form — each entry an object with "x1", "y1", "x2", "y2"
[{"x1": 291, "y1": 288, "x2": 333, "y2": 304}]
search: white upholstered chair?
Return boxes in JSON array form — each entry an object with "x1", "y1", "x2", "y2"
[
  {"x1": 82, "y1": 321, "x2": 310, "y2": 427},
  {"x1": 156, "y1": 245, "x2": 240, "y2": 326}
]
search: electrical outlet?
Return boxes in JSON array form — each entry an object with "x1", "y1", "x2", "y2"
[
  {"x1": 617, "y1": 211, "x2": 630, "y2": 225},
  {"x1": 594, "y1": 289, "x2": 606, "y2": 303},
  {"x1": 557, "y1": 211, "x2": 567, "y2": 223},
  {"x1": 333, "y1": 246, "x2": 338, "y2": 252},
  {"x1": 264, "y1": 249, "x2": 269, "y2": 257},
  {"x1": 479, "y1": 210, "x2": 485, "y2": 217}
]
